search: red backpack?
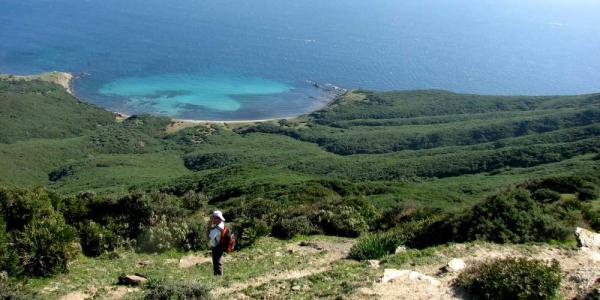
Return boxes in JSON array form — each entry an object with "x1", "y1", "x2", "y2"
[{"x1": 219, "y1": 227, "x2": 236, "y2": 253}]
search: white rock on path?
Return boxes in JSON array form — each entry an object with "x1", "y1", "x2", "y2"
[
  {"x1": 381, "y1": 269, "x2": 441, "y2": 286},
  {"x1": 446, "y1": 258, "x2": 466, "y2": 272},
  {"x1": 575, "y1": 227, "x2": 600, "y2": 262},
  {"x1": 395, "y1": 245, "x2": 407, "y2": 254},
  {"x1": 367, "y1": 259, "x2": 380, "y2": 268}
]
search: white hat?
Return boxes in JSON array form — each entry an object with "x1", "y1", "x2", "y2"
[{"x1": 212, "y1": 210, "x2": 225, "y2": 222}]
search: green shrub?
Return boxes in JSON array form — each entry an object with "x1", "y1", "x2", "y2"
[
  {"x1": 457, "y1": 189, "x2": 571, "y2": 244},
  {"x1": 272, "y1": 216, "x2": 317, "y2": 239},
  {"x1": 312, "y1": 206, "x2": 368, "y2": 237},
  {"x1": 348, "y1": 231, "x2": 400, "y2": 260},
  {"x1": 0, "y1": 224, "x2": 20, "y2": 276},
  {"x1": 14, "y1": 212, "x2": 78, "y2": 277},
  {"x1": 0, "y1": 188, "x2": 56, "y2": 231},
  {"x1": 180, "y1": 191, "x2": 208, "y2": 211},
  {"x1": 532, "y1": 189, "x2": 561, "y2": 203},
  {"x1": 79, "y1": 221, "x2": 120, "y2": 257},
  {"x1": 137, "y1": 215, "x2": 190, "y2": 253},
  {"x1": 526, "y1": 176, "x2": 590, "y2": 194},
  {"x1": 578, "y1": 188, "x2": 598, "y2": 201},
  {"x1": 349, "y1": 221, "x2": 428, "y2": 260},
  {"x1": 0, "y1": 274, "x2": 28, "y2": 300},
  {"x1": 374, "y1": 204, "x2": 444, "y2": 231},
  {"x1": 179, "y1": 217, "x2": 209, "y2": 251},
  {"x1": 455, "y1": 257, "x2": 562, "y2": 300},
  {"x1": 232, "y1": 218, "x2": 271, "y2": 249},
  {"x1": 144, "y1": 280, "x2": 211, "y2": 300}
]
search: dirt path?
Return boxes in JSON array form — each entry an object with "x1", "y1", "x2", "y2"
[
  {"x1": 211, "y1": 239, "x2": 355, "y2": 298},
  {"x1": 355, "y1": 243, "x2": 600, "y2": 300}
]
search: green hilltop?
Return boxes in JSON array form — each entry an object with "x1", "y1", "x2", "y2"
[{"x1": 0, "y1": 76, "x2": 599, "y2": 299}]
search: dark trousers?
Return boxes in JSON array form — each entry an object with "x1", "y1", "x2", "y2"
[{"x1": 211, "y1": 247, "x2": 224, "y2": 276}]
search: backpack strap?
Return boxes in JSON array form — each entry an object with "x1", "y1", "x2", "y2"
[{"x1": 219, "y1": 227, "x2": 229, "y2": 248}]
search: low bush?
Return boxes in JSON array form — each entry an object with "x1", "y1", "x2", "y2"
[
  {"x1": 312, "y1": 206, "x2": 368, "y2": 237},
  {"x1": 578, "y1": 188, "x2": 598, "y2": 201},
  {"x1": 0, "y1": 274, "x2": 28, "y2": 300},
  {"x1": 179, "y1": 217, "x2": 209, "y2": 251},
  {"x1": 79, "y1": 221, "x2": 120, "y2": 257},
  {"x1": 272, "y1": 215, "x2": 317, "y2": 239},
  {"x1": 137, "y1": 215, "x2": 190, "y2": 253},
  {"x1": 374, "y1": 204, "x2": 445, "y2": 231},
  {"x1": 456, "y1": 189, "x2": 570, "y2": 244},
  {"x1": 532, "y1": 188, "x2": 561, "y2": 203},
  {"x1": 144, "y1": 280, "x2": 211, "y2": 300},
  {"x1": 348, "y1": 231, "x2": 400, "y2": 260},
  {"x1": 14, "y1": 212, "x2": 78, "y2": 277},
  {"x1": 349, "y1": 221, "x2": 428, "y2": 260},
  {"x1": 455, "y1": 257, "x2": 562, "y2": 300},
  {"x1": 231, "y1": 218, "x2": 270, "y2": 249}
]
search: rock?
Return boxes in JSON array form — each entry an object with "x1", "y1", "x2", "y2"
[
  {"x1": 395, "y1": 245, "x2": 407, "y2": 254},
  {"x1": 576, "y1": 227, "x2": 600, "y2": 250},
  {"x1": 118, "y1": 274, "x2": 148, "y2": 286},
  {"x1": 291, "y1": 285, "x2": 301, "y2": 291},
  {"x1": 575, "y1": 227, "x2": 600, "y2": 261},
  {"x1": 367, "y1": 260, "x2": 380, "y2": 268},
  {"x1": 382, "y1": 269, "x2": 411, "y2": 283},
  {"x1": 137, "y1": 260, "x2": 151, "y2": 267},
  {"x1": 445, "y1": 258, "x2": 466, "y2": 272},
  {"x1": 381, "y1": 269, "x2": 440, "y2": 286},
  {"x1": 299, "y1": 241, "x2": 310, "y2": 247},
  {"x1": 274, "y1": 251, "x2": 282, "y2": 257}
]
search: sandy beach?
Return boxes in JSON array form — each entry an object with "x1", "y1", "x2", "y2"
[{"x1": 1, "y1": 71, "x2": 317, "y2": 126}]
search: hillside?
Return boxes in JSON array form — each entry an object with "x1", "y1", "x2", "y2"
[{"x1": 0, "y1": 76, "x2": 599, "y2": 299}]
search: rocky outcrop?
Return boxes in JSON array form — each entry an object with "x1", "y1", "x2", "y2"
[
  {"x1": 575, "y1": 227, "x2": 600, "y2": 262},
  {"x1": 444, "y1": 259, "x2": 466, "y2": 273}
]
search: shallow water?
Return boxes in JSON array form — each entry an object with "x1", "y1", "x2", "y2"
[{"x1": 1, "y1": 0, "x2": 599, "y2": 120}]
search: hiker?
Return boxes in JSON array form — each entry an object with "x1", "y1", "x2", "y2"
[{"x1": 208, "y1": 210, "x2": 231, "y2": 276}]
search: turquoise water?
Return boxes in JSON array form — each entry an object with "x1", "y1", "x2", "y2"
[
  {"x1": 99, "y1": 75, "x2": 292, "y2": 117},
  {"x1": 1, "y1": 0, "x2": 600, "y2": 120}
]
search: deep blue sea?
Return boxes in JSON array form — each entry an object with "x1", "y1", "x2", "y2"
[{"x1": 1, "y1": 0, "x2": 599, "y2": 120}]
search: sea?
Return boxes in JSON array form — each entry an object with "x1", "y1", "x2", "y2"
[{"x1": 1, "y1": 0, "x2": 599, "y2": 120}]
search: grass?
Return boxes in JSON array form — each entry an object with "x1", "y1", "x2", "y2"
[
  {"x1": 25, "y1": 236, "x2": 347, "y2": 299},
  {"x1": 241, "y1": 259, "x2": 380, "y2": 299}
]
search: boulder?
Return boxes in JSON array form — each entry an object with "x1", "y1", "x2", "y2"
[
  {"x1": 395, "y1": 245, "x2": 407, "y2": 254},
  {"x1": 367, "y1": 260, "x2": 380, "y2": 268},
  {"x1": 118, "y1": 274, "x2": 148, "y2": 286},
  {"x1": 575, "y1": 227, "x2": 600, "y2": 262},
  {"x1": 445, "y1": 258, "x2": 466, "y2": 273}
]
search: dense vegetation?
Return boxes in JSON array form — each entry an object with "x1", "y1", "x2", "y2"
[
  {"x1": 455, "y1": 257, "x2": 562, "y2": 300},
  {"x1": 0, "y1": 77, "x2": 599, "y2": 298}
]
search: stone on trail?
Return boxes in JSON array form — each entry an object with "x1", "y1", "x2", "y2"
[
  {"x1": 575, "y1": 227, "x2": 600, "y2": 262},
  {"x1": 381, "y1": 269, "x2": 440, "y2": 286},
  {"x1": 118, "y1": 274, "x2": 148, "y2": 286},
  {"x1": 291, "y1": 285, "x2": 301, "y2": 291},
  {"x1": 367, "y1": 259, "x2": 380, "y2": 268},
  {"x1": 395, "y1": 245, "x2": 407, "y2": 254},
  {"x1": 445, "y1": 258, "x2": 466, "y2": 273}
]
